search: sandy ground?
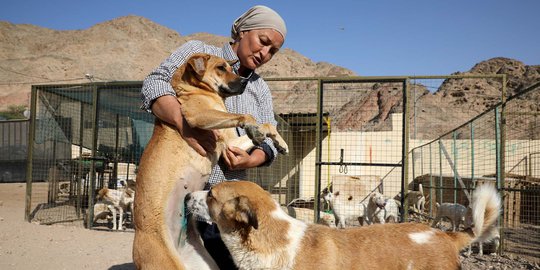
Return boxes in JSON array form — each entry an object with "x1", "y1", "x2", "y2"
[
  {"x1": 0, "y1": 183, "x2": 134, "y2": 270},
  {"x1": 1, "y1": 182, "x2": 539, "y2": 270}
]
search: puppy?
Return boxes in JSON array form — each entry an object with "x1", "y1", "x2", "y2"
[
  {"x1": 187, "y1": 181, "x2": 501, "y2": 270},
  {"x1": 132, "y1": 53, "x2": 289, "y2": 270},
  {"x1": 405, "y1": 183, "x2": 425, "y2": 213},
  {"x1": 324, "y1": 190, "x2": 368, "y2": 227},
  {"x1": 383, "y1": 197, "x2": 401, "y2": 223},
  {"x1": 432, "y1": 202, "x2": 471, "y2": 232},
  {"x1": 96, "y1": 182, "x2": 135, "y2": 230},
  {"x1": 366, "y1": 192, "x2": 386, "y2": 224}
]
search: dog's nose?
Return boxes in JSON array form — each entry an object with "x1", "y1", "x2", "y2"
[
  {"x1": 185, "y1": 193, "x2": 192, "y2": 203},
  {"x1": 220, "y1": 77, "x2": 248, "y2": 97}
]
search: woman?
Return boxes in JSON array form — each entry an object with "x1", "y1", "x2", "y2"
[{"x1": 140, "y1": 5, "x2": 287, "y2": 268}]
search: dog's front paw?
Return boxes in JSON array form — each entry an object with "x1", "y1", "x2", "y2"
[
  {"x1": 274, "y1": 142, "x2": 289, "y2": 155},
  {"x1": 245, "y1": 125, "x2": 265, "y2": 145},
  {"x1": 268, "y1": 134, "x2": 289, "y2": 155}
]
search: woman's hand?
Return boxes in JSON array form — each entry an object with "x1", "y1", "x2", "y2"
[
  {"x1": 222, "y1": 146, "x2": 266, "y2": 170},
  {"x1": 151, "y1": 95, "x2": 217, "y2": 156},
  {"x1": 180, "y1": 119, "x2": 218, "y2": 156}
]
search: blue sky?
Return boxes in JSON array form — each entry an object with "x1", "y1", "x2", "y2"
[{"x1": 2, "y1": 0, "x2": 539, "y2": 76}]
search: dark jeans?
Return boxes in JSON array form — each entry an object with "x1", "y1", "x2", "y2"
[{"x1": 197, "y1": 221, "x2": 238, "y2": 270}]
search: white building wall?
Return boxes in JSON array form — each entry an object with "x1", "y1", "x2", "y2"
[{"x1": 290, "y1": 113, "x2": 539, "y2": 199}]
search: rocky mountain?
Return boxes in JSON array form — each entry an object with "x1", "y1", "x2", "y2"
[
  {"x1": 0, "y1": 15, "x2": 353, "y2": 110},
  {"x1": 1, "y1": 16, "x2": 538, "y2": 138}
]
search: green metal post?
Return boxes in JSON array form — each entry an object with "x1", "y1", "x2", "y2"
[
  {"x1": 453, "y1": 131, "x2": 457, "y2": 203},
  {"x1": 77, "y1": 101, "x2": 84, "y2": 218},
  {"x1": 412, "y1": 149, "x2": 416, "y2": 183},
  {"x1": 25, "y1": 86, "x2": 38, "y2": 221},
  {"x1": 113, "y1": 114, "x2": 120, "y2": 188},
  {"x1": 314, "y1": 79, "x2": 323, "y2": 223},
  {"x1": 495, "y1": 107, "x2": 501, "y2": 190},
  {"x1": 429, "y1": 143, "x2": 433, "y2": 216},
  {"x1": 439, "y1": 140, "x2": 443, "y2": 205},
  {"x1": 498, "y1": 75, "x2": 507, "y2": 255},
  {"x1": 470, "y1": 122, "x2": 475, "y2": 188},
  {"x1": 87, "y1": 84, "x2": 100, "y2": 229},
  {"x1": 401, "y1": 79, "x2": 410, "y2": 222}
]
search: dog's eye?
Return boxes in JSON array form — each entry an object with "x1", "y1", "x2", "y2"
[{"x1": 217, "y1": 65, "x2": 227, "y2": 72}]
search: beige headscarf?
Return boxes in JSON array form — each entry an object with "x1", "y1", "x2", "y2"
[{"x1": 231, "y1": 5, "x2": 287, "y2": 41}]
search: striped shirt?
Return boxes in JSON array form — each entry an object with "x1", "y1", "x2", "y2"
[{"x1": 141, "y1": 40, "x2": 278, "y2": 186}]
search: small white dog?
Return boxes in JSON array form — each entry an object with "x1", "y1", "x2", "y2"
[
  {"x1": 367, "y1": 192, "x2": 386, "y2": 224},
  {"x1": 367, "y1": 192, "x2": 400, "y2": 224},
  {"x1": 324, "y1": 190, "x2": 368, "y2": 228},
  {"x1": 96, "y1": 180, "x2": 135, "y2": 230},
  {"x1": 432, "y1": 202, "x2": 471, "y2": 231},
  {"x1": 383, "y1": 197, "x2": 401, "y2": 223}
]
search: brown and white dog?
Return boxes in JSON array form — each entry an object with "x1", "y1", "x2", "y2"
[
  {"x1": 186, "y1": 181, "x2": 501, "y2": 270},
  {"x1": 132, "y1": 53, "x2": 289, "y2": 269},
  {"x1": 95, "y1": 180, "x2": 135, "y2": 230}
]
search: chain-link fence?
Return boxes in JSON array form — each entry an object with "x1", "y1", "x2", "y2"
[
  {"x1": 0, "y1": 120, "x2": 28, "y2": 183},
  {"x1": 26, "y1": 82, "x2": 151, "y2": 228},
  {"x1": 27, "y1": 77, "x2": 412, "y2": 229},
  {"x1": 411, "y1": 80, "x2": 540, "y2": 261},
  {"x1": 27, "y1": 74, "x2": 538, "y2": 262},
  {"x1": 256, "y1": 77, "x2": 409, "y2": 226}
]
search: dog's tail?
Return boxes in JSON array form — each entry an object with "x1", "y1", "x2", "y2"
[
  {"x1": 448, "y1": 183, "x2": 501, "y2": 251},
  {"x1": 470, "y1": 183, "x2": 501, "y2": 243},
  {"x1": 419, "y1": 183, "x2": 423, "y2": 196}
]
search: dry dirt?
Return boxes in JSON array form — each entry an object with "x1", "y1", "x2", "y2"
[
  {"x1": 0, "y1": 183, "x2": 134, "y2": 270},
  {"x1": 1, "y1": 182, "x2": 539, "y2": 270}
]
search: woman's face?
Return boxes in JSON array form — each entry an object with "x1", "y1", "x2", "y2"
[{"x1": 234, "y1": 29, "x2": 284, "y2": 70}]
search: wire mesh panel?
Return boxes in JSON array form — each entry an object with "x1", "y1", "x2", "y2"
[
  {"x1": 248, "y1": 78, "x2": 321, "y2": 223},
  {"x1": 410, "y1": 75, "x2": 504, "y2": 224},
  {"x1": 317, "y1": 78, "x2": 407, "y2": 227},
  {"x1": 411, "y1": 79, "x2": 540, "y2": 261},
  {"x1": 27, "y1": 82, "x2": 150, "y2": 229},
  {"x1": 0, "y1": 120, "x2": 28, "y2": 182},
  {"x1": 251, "y1": 77, "x2": 408, "y2": 226},
  {"x1": 502, "y1": 81, "x2": 540, "y2": 261}
]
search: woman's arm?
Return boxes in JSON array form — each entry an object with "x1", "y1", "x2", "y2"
[
  {"x1": 151, "y1": 95, "x2": 217, "y2": 156},
  {"x1": 142, "y1": 41, "x2": 216, "y2": 156}
]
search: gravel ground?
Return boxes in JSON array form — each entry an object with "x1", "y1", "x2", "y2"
[{"x1": 461, "y1": 253, "x2": 540, "y2": 270}]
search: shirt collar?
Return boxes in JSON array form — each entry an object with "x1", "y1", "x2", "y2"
[{"x1": 221, "y1": 42, "x2": 253, "y2": 79}]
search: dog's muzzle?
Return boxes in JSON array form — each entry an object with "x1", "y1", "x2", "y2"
[
  {"x1": 219, "y1": 77, "x2": 248, "y2": 97},
  {"x1": 185, "y1": 191, "x2": 212, "y2": 222}
]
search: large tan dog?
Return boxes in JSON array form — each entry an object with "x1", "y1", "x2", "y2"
[
  {"x1": 186, "y1": 181, "x2": 501, "y2": 270},
  {"x1": 133, "y1": 53, "x2": 289, "y2": 269}
]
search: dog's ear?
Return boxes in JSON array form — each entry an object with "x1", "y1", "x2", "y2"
[
  {"x1": 224, "y1": 196, "x2": 259, "y2": 230},
  {"x1": 187, "y1": 54, "x2": 210, "y2": 77}
]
